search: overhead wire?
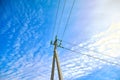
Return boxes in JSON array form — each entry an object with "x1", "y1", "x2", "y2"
[
  {"x1": 52, "y1": 0, "x2": 61, "y2": 40},
  {"x1": 57, "y1": 0, "x2": 67, "y2": 35},
  {"x1": 58, "y1": 39, "x2": 120, "y2": 62},
  {"x1": 61, "y1": 46, "x2": 120, "y2": 67},
  {"x1": 61, "y1": 0, "x2": 76, "y2": 39}
]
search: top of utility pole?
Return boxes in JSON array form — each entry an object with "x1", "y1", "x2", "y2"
[{"x1": 51, "y1": 36, "x2": 62, "y2": 48}]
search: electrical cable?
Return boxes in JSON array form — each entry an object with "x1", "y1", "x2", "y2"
[
  {"x1": 61, "y1": 46, "x2": 120, "y2": 67},
  {"x1": 58, "y1": 39, "x2": 120, "y2": 61},
  {"x1": 61, "y1": 0, "x2": 76, "y2": 39},
  {"x1": 56, "y1": 0, "x2": 67, "y2": 35},
  {"x1": 52, "y1": 0, "x2": 61, "y2": 40}
]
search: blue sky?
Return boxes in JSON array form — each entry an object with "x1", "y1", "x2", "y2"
[{"x1": 0, "y1": 0, "x2": 120, "y2": 80}]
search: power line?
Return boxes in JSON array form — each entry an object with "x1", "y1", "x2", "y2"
[
  {"x1": 62, "y1": 0, "x2": 76, "y2": 39},
  {"x1": 52, "y1": 0, "x2": 61, "y2": 40},
  {"x1": 56, "y1": 0, "x2": 67, "y2": 35},
  {"x1": 59, "y1": 40, "x2": 120, "y2": 62},
  {"x1": 61, "y1": 46, "x2": 120, "y2": 67}
]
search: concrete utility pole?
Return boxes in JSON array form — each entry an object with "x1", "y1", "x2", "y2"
[{"x1": 50, "y1": 36, "x2": 63, "y2": 80}]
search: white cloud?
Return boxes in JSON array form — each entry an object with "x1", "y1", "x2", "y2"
[
  {"x1": 91, "y1": 23, "x2": 120, "y2": 57},
  {"x1": 58, "y1": 23, "x2": 120, "y2": 79}
]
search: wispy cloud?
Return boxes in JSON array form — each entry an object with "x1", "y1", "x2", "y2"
[
  {"x1": 1, "y1": 0, "x2": 120, "y2": 80},
  {"x1": 1, "y1": 12, "x2": 120, "y2": 80},
  {"x1": 58, "y1": 24, "x2": 120, "y2": 79}
]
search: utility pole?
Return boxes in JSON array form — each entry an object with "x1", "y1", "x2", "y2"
[{"x1": 50, "y1": 36, "x2": 63, "y2": 80}]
